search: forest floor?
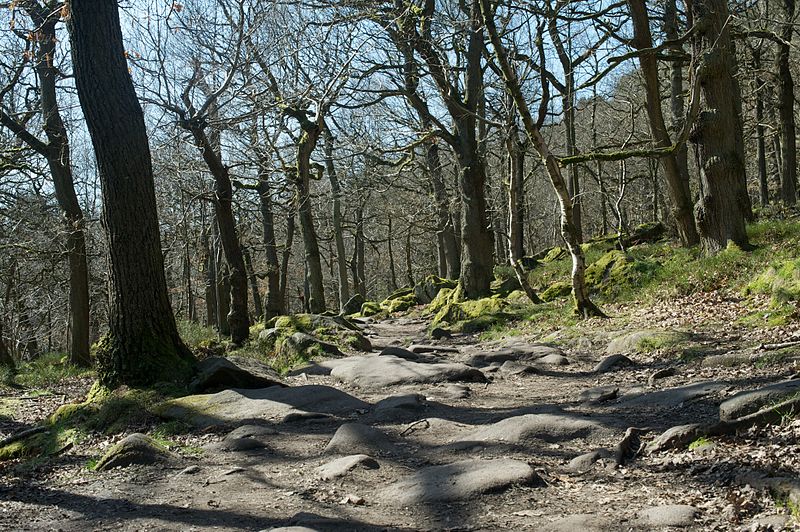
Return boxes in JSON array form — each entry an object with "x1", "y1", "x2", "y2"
[{"x1": 1, "y1": 292, "x2": 800, "y2": 531}]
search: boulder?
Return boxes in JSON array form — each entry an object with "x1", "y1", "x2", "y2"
[
  {"x1": 155, "y1": 385, "x2": 370, "y2": 427},
  {"x1": 379, "y1": 459, "x2": 538, "y2": 505},
  {"x1": 414, "y1": 275, "x2": 458, "y2": 304},
  {"x1": 342, "y1": 294, "x2": 365, "y2": 316},
  {"x1": 329, "y1": 355, "x2": 487, "y2": 388},
  {"x1": 593, "y1": 354, "x2": 633, "y2": 374},
  {"x1": 615, "y1": 381, "x2": 727, "y2": 410},
  {"x1": 719, "y1": 379, "x2": 800, "y2": 421},
  {"x1": 452, "y1": 412, "x2": 605, "y2": 447},
  {"x1": 430, "y1": 327, "x2": 452, "y2": 340},
  {"x1": 278, "y1": 332, "x2": 344, "y2": 360},
  {"x1": 324, "y1": 423, "x2": 393, "y2": 455},
  {"x1": 536, "y1": 354, "x2": 570, "y2": 366},
  {"x1": 635, "y1": 505, "x2": 698, "y2": 528},
  {"x1": 379, "y1": 346, "x2": 440, "y2": 364},
  {"x1": 95, "y1": 433, "x2": 177, "y2": 471},
  {"x1": 606, "y1": 329, "x2": 691, "y2": 355},
  {"x1": 189, "y1": 356, "x2": 285, "y2": 394},
  {"x1": 566, "y1": 450, "x2": 611, "y2": 473}
]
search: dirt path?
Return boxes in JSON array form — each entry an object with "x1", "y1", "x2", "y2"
[{"x1": 1, "y1": 310, "x2": 799, "y2": 531}]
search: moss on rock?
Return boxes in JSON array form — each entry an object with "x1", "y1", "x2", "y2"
[
  {"x1": 380, "y1": 292, "x2": 418, "y2": 313},
  {"x1": 360, "y1": 301, "x2": 382, "y2": 317},
  {"x1": 541, "y1": 281, "x2": 572, "y2": 302},
  {"x1": 414, "y1": 275, "x2": 458, "y2": 304},
  {"x1": 745, "y1": 259, "x2": 800, "y2": 304}
]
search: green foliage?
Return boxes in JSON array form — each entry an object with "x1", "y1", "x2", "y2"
[
  {"x1": 688, "y1": 436, "x2": 713, "y2": 450},
  {"x1": 177, "y1": 320, "x2": 218, "y2": 349},
  {"x1": 7, "y1": 352, "x2": 94, "y2": 391}
]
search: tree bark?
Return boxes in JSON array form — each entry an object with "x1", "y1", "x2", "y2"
[
  {"x1": 629, "y1": 0, "x2": 699, "y2": 246},
  {"x1": 287, "y1": 115, "x2": 326, "y2": 313},
  {"x1": 201, "y1": 223, "x2": 217, "y2": 328},
  {"x1": 243, "y1": 248, "x2": 263, "y2": 322},
  {"x1": 280, "y1": 210, "x2": 295, "y2": 312},
  {"x1": 688, "y1": 0, "x2": 752, "y2": 253},
  {"x1": 67, "y1": 0, "x2": 194, "y2": 387},
  {"x1": 777, "y1": 0, "x2": 797, "y2": 205},
  {"x1": 185, "y1": 126, "x2": 249, "y2": 344},
  {"x1": 257, "y1": 171, "x2": 284, "y2": 319},
  {"x1": 0, "y1": 320, "x2": 13, "y2": 370},
  {"x1": 754, "y1": 49, "x2": 769, "y2": 207},
  {"x1": 424, "y1": 127, "x2": 461, "y2": 279},
  {"x1": 324, "y1": 127, "x2": 350, "y2": 311}
]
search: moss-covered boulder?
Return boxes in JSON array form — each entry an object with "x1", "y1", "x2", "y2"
[
  {"x1": 745, "y1": 259, "x2": 800, "y2": 304},
  {"x1": 606, "y1": 329, "x2": 692, "y2": 355},
  {"x1": 259, "y1": 314, "x2": 371, "y2": 371},
  {"x1": 380, "y1": 292, "x2": 418, "y2": 313},
  {"x1": 542, "y1": 246, "x2": 567, "y2": 263},
  {"x1": 414, "y1": 275, "x2": 458, "y2": 304},
  {"x1": 94, "y1": 433, "x2": 177, "y2": 471},
  {"x1": 360, "y1": 301, "x2": 381, "y2": 317},
  {"x1": 491, "y1": 276, "x2": 520, "y2": 297},
  {"x1": 430, "y1": 286, "x2": 516, "y2": 333},
  {"x1": 541, "y1": 281, "x2": 572, "y2": 302}
]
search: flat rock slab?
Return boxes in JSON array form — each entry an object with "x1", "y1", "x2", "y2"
[
  {"x1": 614, "y1": 381, "x2": 726, "y2": 409},
  {"x1": 329, "y1": 355, "x2": 487, "y2": 388},
  {"x1": 379, "y1": 459, "x2": 538, "y2": 505},
  {"x1": 467, "y1": 345, "x2": 563, "y2": 368},
  {"x1": 316, "y1": 454, "x2": 379, "y2": 480},
  {"x1": 636, "y1": 505, "x2": 698, "y2": 527},
  {"x1": 95, "y1": 433, "x2": 177, "y2": 471},
  {"x1": 324, "y1": 423, "x2": 393, "y2": 455},
  {"x1": 155, "y1": 385, "x2": 369, "y2": 427},
  {"x1": 409, "y1": 344, "x2": 459, "y2": 354},
  {"x1": 719, "y1": 379, "x2": 800, "y2": 421},
  {"x1": 452, "y1": 413, "x2": 606, "y2": 446}
]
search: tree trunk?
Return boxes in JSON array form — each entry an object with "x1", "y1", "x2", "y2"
[
  {"x1": 67, "y1": 0, "x2": 194, "y2": 387},
  {"x1": 688, "y1": 0, "x2": 751, "y2": 253},
  {"x1": 777, "y1": 0, "x2": 797, "y2": 205},
  {"x1": 216, "y1": 247, "x2": 231, "y2": 337},
  {"x1": 425, "y1": 128, "x2": 460, "y2": 279},
  {"x1": 257, "y1": 172, "x2": 284, "y2": 319},
  {"x1": 353, "y1": 205, "x2": 367, "y2": 298},
  {"x1": 280, "y1": 210, "x2": 295, "y2": 312},
  {"x1": 183, "y1": 238, "x2": 195, "y2": 322},
  {"x1": 292, "y1": 126, "x2": 326, "y2": 313},
  {"x1": 629, "y1": 0, "x2": 699, "y2": 247},
  {"x1": 202, "y1": 223, "x2": 217, "y2": 328},
  {"x1": 480, "y1": 0, "x2": 603, "y2": 318},
  {"x1": 0, "y1": 320, "x2": 13, "y2": 370},
  {"x1": 243, "y1": 248, "x2": 263, "y2": 322},
  {"x1": 664, "y1": 0, "x2": 693, "y2": 202},
  {"x1": 186, "y1": 126, "x2": 249, "y2": 344},
  {"x1": 506, "y1": 115, "x2": 526, "y2": 261},
  {"x1": 387, "y1": 215, "x2": 398, "y2": 291},
  {"x1": 754, "y1": 50, "x2": 770, "y2": 207},
  {"x1": 324, "y1": 128, "x2": 350, "y2": 311}
]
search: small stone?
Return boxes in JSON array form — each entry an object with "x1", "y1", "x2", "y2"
[
  {"x1": 593, "y1": 354, "x2": 633, "y2": 374},
  {"x1": 536, "y1": 354, "x2": 570, "y2": 366},
  {"x1": 648, "y1": 367, "x2": 677, "y2": 386},
  {"x1": 316, "y1": 454, "x2": 379, "y2": 480},
  {"x1": 339, "y1": 494, "x2": 365, "y2": 505}
]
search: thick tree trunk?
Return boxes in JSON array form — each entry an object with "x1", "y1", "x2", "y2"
[
  {"x1": 629, "y1": 0, "x2": 699, "y2": 246},
  {"x1": 183, "y1": 238, "x2": 195, "y2": 322},
  {"x1": 506, "y1": 118, "x2": 526, "y2": 261},
  {"x1": 688, "y1": 0, "x2": 751, "y2": 252},
  {"x1": 257, "y1": 173, "x2": 284, "y2": 319},
  {"x1": 67, "y1": 0, "x2": 194, "y2": 386},
  {"x1": 777, "y1": 0, "x2": 797, "y2": 205},
  {"x1": 324, "y1": 128, "x2": 350, "y2": 311},
  {"x1": 664, "y1": 0, "x2": 692, "y2": 200},
  {"x1": 187, "y1": 127, "x2": 249, "y2": 344}
]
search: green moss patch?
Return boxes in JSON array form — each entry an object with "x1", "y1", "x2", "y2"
[{"x1": 746, "y1": 259, "x2": 800, "y2": 304}]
